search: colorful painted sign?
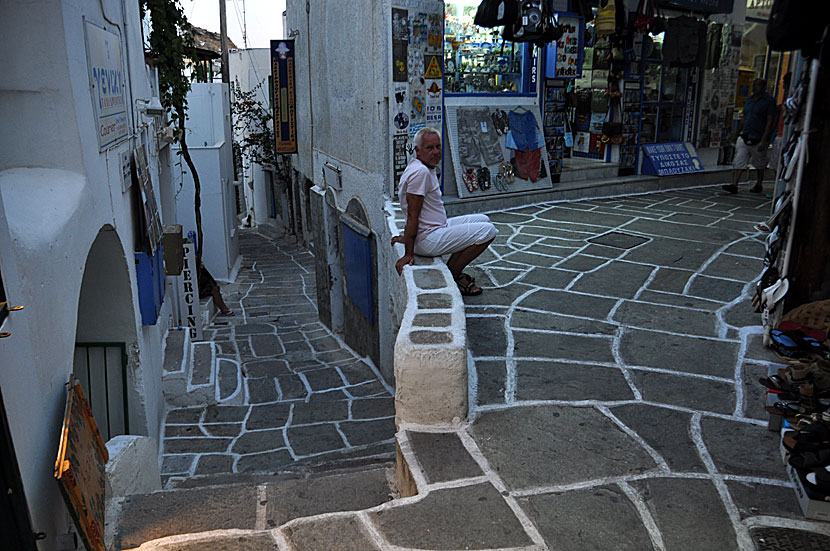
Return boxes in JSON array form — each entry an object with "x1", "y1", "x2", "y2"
[
  {"x1": 642, "y1": 142, "x2": 704, "y2": 176},
  {"x1": 134, "y1": 146, "x2": 162, "y2": 251},
  {"x1": 84, "y1": 21, "x2": 128, "y2": 150},
  {"x1": 55, "y1": 376, "x2": 108, "y2": 551},
  {"x1": 390, "y1": 0, "x2": 443, "y2": 195},
  {"x1": 546, "y1": 15, "x2": 583, "y2": 79},
  {"x1": 271, "y1": 40, "x2": 298, "y2": 154}
]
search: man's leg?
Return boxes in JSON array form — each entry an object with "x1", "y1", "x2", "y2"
[
  {"x1": 751, "y1": 167, "x2": 765, "y2": 192},
  {"x1": 446, "y1": 238, "x2": 495, "y2": 282},
  {"x1": 724, "y1": 138, "x2": 749, "y2": 193}
]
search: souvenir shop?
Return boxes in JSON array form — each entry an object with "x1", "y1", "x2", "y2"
[{"x1": 389, "y1": 1, "x2": 744, "y2": 203}]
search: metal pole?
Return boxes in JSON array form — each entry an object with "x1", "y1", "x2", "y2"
[{"x1": 219, "y1": 0, "x2": 230, "y2": 84}]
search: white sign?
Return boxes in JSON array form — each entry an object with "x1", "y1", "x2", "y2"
[
  {"x1": 746, "y1": 0, "x2": 773, "y2": 20},
  {"x1": 84, "y1": 20, "x2": 128, "y2": 150},
  {"x1": 178, "y1": 242, "x2": 203, "y2": 340}
]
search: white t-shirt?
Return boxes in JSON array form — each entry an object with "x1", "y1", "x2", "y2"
[{"x1": 398, "y1": 158, "x2": 448, "y2": 240}]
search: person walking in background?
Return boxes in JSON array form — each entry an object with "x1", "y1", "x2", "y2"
[
  {"x1": 722, "y1": 78, "x2": 778, "y2": 194},
  {"x1": 393, "y1": 127, "x2": 497, "y2": 296}
]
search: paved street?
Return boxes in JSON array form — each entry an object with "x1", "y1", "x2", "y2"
[
  {"x1": 159, "y1": 231, "x2": 395, "y2": 487},
  {"x1": 389, "y1": 186, "x2": 828, "y2": 551},
  {"x1": 144, "y1": 188, "x2": 830, "y2": 550}
]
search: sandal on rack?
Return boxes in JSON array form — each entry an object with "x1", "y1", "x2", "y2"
[{"x1": 463, "y1": 168, "x2": 479, "y2": 193}]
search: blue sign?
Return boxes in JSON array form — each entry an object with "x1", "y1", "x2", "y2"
[
  {"x1": 641, "y1": 142, "x2": 704, "y2": 176},
  {"x1": 660, "y1": 0, "x2": 734, "y2": 13},
  {"x1": 271, "y1": 40, "x2": 297, "y2": 154}
]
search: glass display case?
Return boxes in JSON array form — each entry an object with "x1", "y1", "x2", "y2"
[{"x1": 444, "y1": 0, "x2": 532, "y2": 94}]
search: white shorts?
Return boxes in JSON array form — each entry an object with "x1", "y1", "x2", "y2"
[
  {"x1": 414, "y1": 214, "x2": 498, "y2": 257},
  {"x1": 733, "y1": 136, "x2": 769, "y2": 170}
]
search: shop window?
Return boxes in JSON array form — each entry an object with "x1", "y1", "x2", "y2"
[
  {"x1": 641, "y1": 32, "x2": 689, "y2": 144},
  {"x1": 444, "y1": 1, "x2": 534, "y2": 95}
]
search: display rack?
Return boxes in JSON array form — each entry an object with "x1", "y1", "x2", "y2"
[{"x1": 542, "y1": 79, "x2": 567, "y2": 183}]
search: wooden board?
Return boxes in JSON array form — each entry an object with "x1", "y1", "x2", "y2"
[{"x1": 54, "y1": 376, "x2": 108, "y2": 551}]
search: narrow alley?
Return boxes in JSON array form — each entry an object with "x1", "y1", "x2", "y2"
[{"x1": 158, "y1": 231, "x2": 396, "y2": 487}]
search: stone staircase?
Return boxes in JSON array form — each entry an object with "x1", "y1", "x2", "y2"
[
  {"x1": 161, "y1": 327, "x2": 245, "y2": 408},
  {"x1": 109, "y1": 464, "x2": 396, "y2": 550}
]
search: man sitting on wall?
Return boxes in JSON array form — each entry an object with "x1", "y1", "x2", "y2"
[
  {"x1": 393, "y1": 127, "x2": 497, "y2": 296},
  {"x1": 722, "y1": 78, "x2": 778, "y2": 194}
]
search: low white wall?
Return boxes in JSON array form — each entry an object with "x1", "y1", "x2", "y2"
[{"x1": 386, "y1": 202, "x2": 468, "y2": 426}]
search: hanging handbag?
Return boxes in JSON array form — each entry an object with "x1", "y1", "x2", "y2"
[
  {"x1": 564, "y1": 116, "x2": 574, "y2": 148},
  {"x1": 601, "y1": 100, "x2": 623, "y2": 142},
  {"x1": 632, "y1": 0, "x2": 655, "y2": 33}
]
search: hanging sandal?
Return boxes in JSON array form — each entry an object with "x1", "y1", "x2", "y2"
[{"x1": 456, "y1": 275, "x2": 482, "y2": 297}]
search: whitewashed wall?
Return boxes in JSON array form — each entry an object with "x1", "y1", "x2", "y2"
[{"x1": 0, "y1": 0, "x2": 171, "y2": 548}]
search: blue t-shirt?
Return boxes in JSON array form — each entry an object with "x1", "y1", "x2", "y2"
[{"x1": 742, "y1": 92, "x2": 777, "y2": 141}]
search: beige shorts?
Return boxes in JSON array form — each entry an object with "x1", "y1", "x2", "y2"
[
  {"x1": 414, "y1": 214, "x2": 498, "y2": 257},
  {"x1": 733, "y1": 136, "x2": 769, "y2": 170}
]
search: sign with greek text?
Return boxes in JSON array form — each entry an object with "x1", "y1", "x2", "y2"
[
  {"x1": 84, "y1": 21, "x2": 128, "y2": 151},
  {"x1": 642, "y1": 142, "x2": 704, "y2": 176},
  {"x1": 271, "y1": 40, "x2": 298, "y2": 154}
]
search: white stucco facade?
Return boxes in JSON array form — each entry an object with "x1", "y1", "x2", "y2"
[
  {"x1": 285, "y1": 0, "x2": 398, "y2": 377},
  {"x1": 228, "y1": 48, "x2": 279, "y2": 230},
  {"x1": 0, "y1": 1, "x2": 173, "y2": 547},
  {"x1": 173, "y1": 83, "x2": 241, "y2": 282}
]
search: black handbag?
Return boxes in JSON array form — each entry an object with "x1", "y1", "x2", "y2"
[
  {"x1": 767, "y1": 0, "x2": 830, "y2": 55},
  {"x1": 474, "y1": 0, "x2": 518, "y2": 28},
  {"x1": 601, "y1": 101, "x2": 623, "y2": 142}
]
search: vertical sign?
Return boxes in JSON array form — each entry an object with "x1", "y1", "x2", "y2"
[
  {"x1": 179, "y1": 241, "x2": 203, "y2": 340},
  {"x1": 271, "y1": 40, "x2": 297, "y2": 154},
  {"x1": 389, "y1": 1, "x2": 444, "y2": 195},
  {"x1": 134, "y1": 146, "x2": 162, "y2": 250},
  {"x1": 84, "y1": 20, "x2": 128, "y2": 151},
  {"x1": 55, "y1": 376, "x2": 108, "y2": 551}
]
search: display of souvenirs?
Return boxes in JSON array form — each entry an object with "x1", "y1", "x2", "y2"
[
  {"x1": 542, "y1": 79, "x2": 568, "y2": 182},
  {"x1": 442, "y1": 2, "x2": 526, "y2": 94},
  {"x1": 450, "y1": 104, "x2": 549, "y2": 197},
  {"x1": 619, "y1": 81, "x2": 642, "y2": 175}
]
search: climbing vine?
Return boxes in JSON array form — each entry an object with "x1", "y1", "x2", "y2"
[
  {"x1": 231, "y1": 80, "x2": 292, "y2": 197},
  {"x1": 140, "y1": 0, "x2": 204, "y2": 260}
]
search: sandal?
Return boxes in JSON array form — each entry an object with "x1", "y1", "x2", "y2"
[
  {"x1": 463, "y1": 168, "x2": 479, "y2": 193},
  {"x1": 456, "y1": 276, "x2": 482, "y2": 297},
  {"x1": 477, "y1": 167, "x2": 491, "y2": 190},
  {"x1": 220, "y1": 310, "x2": 235, "y2": 317}
]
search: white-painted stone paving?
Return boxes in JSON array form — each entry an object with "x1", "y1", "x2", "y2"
[
  {"x1": 159, "y1": 231, "x2": 395, "y2": 487},
  {"x1": 134, "y1": 188, "x2": 830, "y2": 551}
]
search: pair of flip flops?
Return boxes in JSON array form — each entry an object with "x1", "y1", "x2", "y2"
[{"x1": 463, "y1": 168, "x2": 479, "y2": 193}]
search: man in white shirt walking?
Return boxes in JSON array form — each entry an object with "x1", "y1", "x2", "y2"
[{"x1": 394, "y1": 127, "x2": 497, "y2": 296}]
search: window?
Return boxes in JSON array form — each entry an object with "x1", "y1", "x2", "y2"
[
  {"x1": 641, "y1": 33, "x2": 689, "y2": 144},
  {"x1": 444, "y1": 0, "x2": 533, "y2": 94}
]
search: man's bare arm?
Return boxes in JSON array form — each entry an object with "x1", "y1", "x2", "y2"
[{"x1": 395, "y1": 193, "x2": 424, "y2": 275}]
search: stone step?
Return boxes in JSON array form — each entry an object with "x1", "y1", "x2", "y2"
[
  {"x1": 162, "y1": 329, "x2": 190, "y2": 377},
  {"x1": 110, "y1": 465, "x2": 394, "y2": 551},
  {"x1": 215, "y1": 358, "x2": 243, "y2": 405}
]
